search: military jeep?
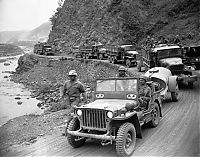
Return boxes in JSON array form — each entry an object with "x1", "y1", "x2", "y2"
[{"x1": 67, "y1": 77, "x2": 162, "y2": 157}]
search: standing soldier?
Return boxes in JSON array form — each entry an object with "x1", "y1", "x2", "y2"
[
  {"x1": 60, "y1": 70, "x2": 87, "y2": 127},
  {"x1": 118, "y1": 66, "x2": 128, "y2": 77}
]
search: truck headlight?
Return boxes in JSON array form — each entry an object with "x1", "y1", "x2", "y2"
[
  {"x1": 107, "y1": 111, "x2": 113, "y2": 118},
  {"x1": 77, "y1": 109, "x2": 82, "y2": 116}
]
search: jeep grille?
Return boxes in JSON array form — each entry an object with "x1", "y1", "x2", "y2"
[
  {"x1": 82, "y1": 109, "x2": 107, "y2": 130},
  {"x1": 169, "y1": 64, "x2": 184, "y2": 75}
]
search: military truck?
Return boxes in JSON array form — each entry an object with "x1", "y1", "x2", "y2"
[
  {"x1": 107, "y1": 45, "x2": 138, "y2": 67},
  {"x1": 66, "y1": 77, "x2": 162, "y2": 157},
  {"x1": 77, "y1": 42, "x2": 107, "y2": 59},
  {"x1": 138, "y1": 44, "x2": 197, "y2": 88},
  {"x1": 33, "y1": 42, "x2": 54, "y2": 56},
  {"x1": 183, "y1": 45, "x2": 200, "y2": 69}
]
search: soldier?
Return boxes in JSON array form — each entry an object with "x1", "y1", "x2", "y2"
[
  {"x1": 174, "y1": 35, "x2": 181, "y2": 45},
  {"x1": 60, "y1": 70, "x2": 87, "y2": 126},
  {"x1": 138, "y1": 75, "x2": 151, "y2": 110},
  {"x1": 118, "y1": 66, "x2": 128, "y2": 77}
]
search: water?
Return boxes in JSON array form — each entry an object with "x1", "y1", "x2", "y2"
[{"x1": 0, "y1": 55, "x2": 42, "y2": 126}]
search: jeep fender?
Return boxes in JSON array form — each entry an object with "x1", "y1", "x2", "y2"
[
  {"x1": 113, "y1": 113, "x2": 142, "y2": 138},
  {"x1": 168, "y1": 76, "x2": 178, "y2": 92}
]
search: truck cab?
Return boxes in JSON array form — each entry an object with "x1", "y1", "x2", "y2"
[
  {"x1": 66, "y1": 77, "x2": 162, "y2": 157},
  {"x1": 138, "y1": 44, "x2": 197, "y2": 88}
]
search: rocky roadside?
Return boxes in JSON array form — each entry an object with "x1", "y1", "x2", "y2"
[{"x1": 0, "y1": 53, "x2": 141, "y2": 155}]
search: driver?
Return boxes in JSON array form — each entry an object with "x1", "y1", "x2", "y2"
[
  {"x1": 138, "y1": 75, "x2": 151, "y2": 110},
  {"x1": 118, "y1": 66, "x2": 128, "y2": 77}
]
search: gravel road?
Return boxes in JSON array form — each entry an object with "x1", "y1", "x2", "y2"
[{"x1": 4, "y1": 71, "x2": 200, "y2": 156}]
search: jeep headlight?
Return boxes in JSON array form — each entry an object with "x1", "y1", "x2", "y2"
[
  {"x1": 107, "y1": 111, "x2": 113, "y2": 118},
  {"x1": 77, "y1": 109, "x2": 82, "y2": 116}
]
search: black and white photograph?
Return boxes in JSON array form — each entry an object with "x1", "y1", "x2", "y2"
[{"x1": 0, "y1": 0, "x2": 199, "y2": 156}]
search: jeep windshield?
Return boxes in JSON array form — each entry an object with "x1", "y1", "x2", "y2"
[
  {"x1": 96, "y1": 79, "x2": 137, "y2": 92},
  {"x1": 157, "y1": 48, "x2": 182, "y2": 58}
]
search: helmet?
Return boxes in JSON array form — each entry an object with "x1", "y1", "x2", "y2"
[
  {"x1": 119, "y1": 66, "x2": 126, "y2": 71},
  {"x1": 139, "y1": 75, "x2": 148, "y2": 82},
  {"x1": 68, "y1": 70, "x2": 77, "y2": 76}
]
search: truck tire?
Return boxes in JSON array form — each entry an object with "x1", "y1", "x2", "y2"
[
  {"x1": 137, "y1": 60, "x2": 142, "y2": 72},
  {"x1": 188, "y1": 82, "x2": 193, "y2": 89},
  {"x1": 126, "y1": 59, "x2": 131, "y2": 68},
  {"x1": 116, "y1": 123, "x2": 136, "y2": 157},
  {"x1": 67, "y1": 117, "x2": 86, "y2": 148},
  {"x1": 171, "y1": 84, "x2": 179, "y2": 102},
  {"x1": 171, "y1": 91, "x2": 178, "y2": 102},
  {"x1": 148, "y1": 102, "x2": 160, "y2": 127},
  {"x1": 111, "y1": 57, "x2": 116, "y2": 64}
]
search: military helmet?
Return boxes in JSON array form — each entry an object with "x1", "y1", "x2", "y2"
[
  {"x1": 68, "y1": 70, "x2": 77, "y2": 76},
  {"x1": 119, "y1": 66, "x2": 126, "y2": 71},
  {"x1": 139, "y1": 75, "x2": 149, "y2": 82}
]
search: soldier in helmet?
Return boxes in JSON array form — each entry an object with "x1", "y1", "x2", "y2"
[
  {"x1": 138, "y1": 75, "x2": 151, "y2": 110},
  {"x1": 60, "y1": 70, "x2": 87, "y2": 126},
  {"x1": 118, "y1": 66, "x2": 128, "y2": 77}
]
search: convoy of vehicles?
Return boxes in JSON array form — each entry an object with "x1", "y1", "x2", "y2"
[
  {"x1": 183, "y1": 45, "x2": 200, "y2": 69},
  {"x1": 33, "y1": 42, "x2": 54, "y2": 56},
  {"x1": 137, "y1": 44, "x2": 197, "y2": 88},
  {"x1": 72, "y1": 43, "x2": 138, "y2": 67},
  {"x1": 67, "y1": 77, "x2": 163, "y2": 157}
]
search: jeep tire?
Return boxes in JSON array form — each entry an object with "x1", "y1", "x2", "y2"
[
  {"x1": 67, "y1": 117, "x2": 86, "y2": 148},
  {"x1": 116, "y1": 123, "x2": 136, "y2": 157},
  {"x1": 148, "y1": 102, "x2": 160, "y2": 127}
]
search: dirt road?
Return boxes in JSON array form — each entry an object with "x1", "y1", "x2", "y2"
[{"x1": 5, "y1": 71, "x2": 200, "y2": 156}]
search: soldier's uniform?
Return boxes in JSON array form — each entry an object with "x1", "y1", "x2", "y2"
[
  {"x1": 138, "y1": 76, "x2": 151, "y2": 109},
  {"x1": 60, "y1": 70, "x2": 86, "y2": 126}
]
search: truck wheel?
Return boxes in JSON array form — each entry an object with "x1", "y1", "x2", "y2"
[
  {"x1": 188, "y1": 82, "x2": 193, "y2": 89},
  {"x1": 111, "y1": 57, "x2": 116, "y2": 64},
  {"x1": 67, "y1": 117, "x2": 86, "y2": 148},
  {"x1": 116, "y1": 123, "x2": 136, "y2": 157},
  {"x1": 126, "y1": 59, "x2": 131, "y2": 68},
  {"x1": 98, "y1": 54, "x2": 103, "y2": 60},
  {"x1": 171, "y1": 85, "x2": 179, "y2": 102},
  {"x1": 148, "y1": 102, "x2": 160, "y2": 127},
  {"x1": 86, "y1": 54, "x2": 89, "y2": 59}
]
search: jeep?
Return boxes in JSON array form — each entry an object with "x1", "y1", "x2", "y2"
[{"x1": 66, "y1": 77, "x2": 162, "y2": 156}]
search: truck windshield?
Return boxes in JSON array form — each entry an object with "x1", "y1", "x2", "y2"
[
  {"x1": 157, "y1": 48, "x2": 182, "y2": 58},
  {"x1": 96, "y1": 79, "x2": 137, "y2": 92}
]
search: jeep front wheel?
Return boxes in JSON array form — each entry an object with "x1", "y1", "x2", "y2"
[
  {"x1": 125, "y1": 59, "x2": 131, "y2": 68},
  {"x1": 148, "y1": 102, "x2": 160, "y2": 127},
  {"x1": 116, "y1": 123, "x2": 136, "y2": 157},
  {"x1": 67, "y1": 117, "x2": 86, "y2": 148},
  {"x1": 171, "y1": 85, "x2": 179, "y2": 102}
]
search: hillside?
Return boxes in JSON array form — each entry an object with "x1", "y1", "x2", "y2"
[
  {"x1": 0, "y1": 22, "x2": 52, "y2": 45},
  {"x1": 48, "y1": 0, "x2": 200, "y2": 53}
]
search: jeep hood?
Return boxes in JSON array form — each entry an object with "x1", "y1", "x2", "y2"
[
  {"x1": 159, "y1": 57, "x2": 183, "y2": 66},
  {"x1": 79, "y1": 99, "x2": 136, "y2": 111}
]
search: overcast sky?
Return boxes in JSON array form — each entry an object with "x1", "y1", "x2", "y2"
[{"x1": 0, "y1": 0, "x2": 59, "y2": 31}]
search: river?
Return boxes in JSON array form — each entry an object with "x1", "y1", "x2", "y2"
[{"x1": 0, "y1": 54, "x2": 42, "y2": 126}]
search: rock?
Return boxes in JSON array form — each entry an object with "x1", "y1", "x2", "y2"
[
  {"x1": 17, "y1": 101, "x2": 23, "y2": 105},
  {"x1": 15, "y1": 97, "x2": 21, "y2": 100},
  {"x1": 4, "y1": 63, "x2": 10, "y2": 66}
]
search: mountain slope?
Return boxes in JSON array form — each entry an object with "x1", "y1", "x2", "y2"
[{"x1": 48, "y1": 0, "x2": 200, "y2": 53}]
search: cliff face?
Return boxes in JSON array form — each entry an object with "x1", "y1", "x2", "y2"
[{"x1": 48, "y1": 0, "x2": 200, "y2": 53}]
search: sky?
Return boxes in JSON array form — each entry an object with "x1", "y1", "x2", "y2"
[{"x1": 0, "y1": 0, "x2": 59, "y2": 31}]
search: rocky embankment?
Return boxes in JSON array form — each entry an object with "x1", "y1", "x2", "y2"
[{"x1": 12, "y1": 54, "x2": 140, "y2": 111}]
